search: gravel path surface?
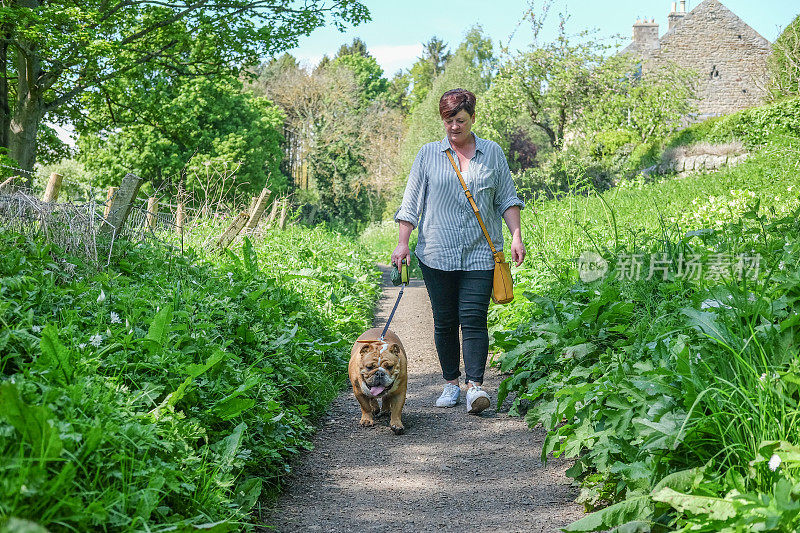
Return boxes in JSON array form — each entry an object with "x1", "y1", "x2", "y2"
[{"x1": 264, "y1": 266, "x2": 583, "y2": 532}]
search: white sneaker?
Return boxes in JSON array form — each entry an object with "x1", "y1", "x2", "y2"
[
  {"x1": 435, "y1": 383, "x2": 461, "y2": 408},
  {"x1": 466, "y1": 382, "x2": 490, "y2": 414}
]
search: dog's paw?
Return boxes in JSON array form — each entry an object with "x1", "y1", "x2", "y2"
[
  {"x1": 390, "y1": 424, "x2": 405, "y2": 435},
  {"x1": 359, "y1": 415, "x2": 375, "y2": 427}
]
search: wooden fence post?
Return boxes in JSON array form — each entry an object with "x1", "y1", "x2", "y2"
[
  {"x1": 101, "y1": 174, "x2": 144, "y2": 236},
  {"x1": 265, "y1": 199, "x2": 280, "y2": 229},
  {"x1": 42, "y1": 173, "x2": 63, "y2": 203},
  {"x1": 216, "y1": 212, "x2": 250, "y2": 249},
  {"x1": 0, "y1": 176, "x2": 16, "y2": 193},
  {"x1": 278, "y1": 198, "x2": 289, "y2": 230},
  {"x1": 146, "y1": 197, "x2": 159, "y2": 230},
  {"x1": 244, "y1": 187, "x2": 270, "y2": 234},
  {"x1": 175, "y1": 203, "x2": 186, "y2": 234},
  {"x1": 103, "y1": 186, "x2": 119, "y2": 219},
  {"x1": 248, "y1": 196, "x2": 257, "y2": 216}
]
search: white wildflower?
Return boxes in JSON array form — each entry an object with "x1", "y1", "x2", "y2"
[
  {"x1": 760, "y1": 373, "x2": 767, "y2": 382},
  {"x1": 97, "y1": 289, "x2": 106, "y2": 304},
  {"x1": 78, "y1": 343, "x2": 87, "y2": 350},
  {"x1": 779, "y1": 261, "x2": 786, "y2": 271},
  {"x1": 227, "y1": 271, "x2": 234, "y2": 285},
  {"x1": 89, "y1": 334, "x2": 103, "y2": 347},
  {"x1": 769, "y1": 454, "x2": 781, "y2": 472},
  {"x1": 695, "y1": 353, "x2": 702, "y2": 362},
  {"x1": 31, "y1": 325, "x2": 42, "y2": 333},
  {"x1": 125, "y1": 318, "x2": 130, "y2": 329},
  {"x1": 110, "y1": 312, "x2": 121, "y2": 324}
]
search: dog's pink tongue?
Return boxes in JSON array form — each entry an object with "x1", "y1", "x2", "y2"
[{"x1": 369, "y1": 386, "x2": 385, "y2": 396}]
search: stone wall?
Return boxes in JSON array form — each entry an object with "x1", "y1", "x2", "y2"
[
  {"x1": 628, "y1": 0, "x2": 772, "y2": 117},
  {"x1": 643, "y1": 143, "x2": 749, "y2": 176}
]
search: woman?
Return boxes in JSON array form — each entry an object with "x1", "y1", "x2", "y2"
[{"x1": 392, "y1": 88, "x2": 525, "y2": 414}]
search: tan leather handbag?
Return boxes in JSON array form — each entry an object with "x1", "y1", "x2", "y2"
[{"x1": 446, "y1": 151, "x2": 514, "y2": 304}]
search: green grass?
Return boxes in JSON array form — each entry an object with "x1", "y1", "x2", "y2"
[{"x1": 0, "y1": 223, "x2": 381, "y2": 531}]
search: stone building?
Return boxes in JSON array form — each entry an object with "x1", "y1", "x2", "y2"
[{"x1": 622, "y1": 0, "x2": 771, "y2": 117}]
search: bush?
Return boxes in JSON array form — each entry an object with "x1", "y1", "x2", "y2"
[{"x1": 666, "y1": 97, "x2": 800, "y2": 149}]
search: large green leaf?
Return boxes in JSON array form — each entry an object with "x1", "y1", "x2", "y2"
[
  {"x1": 0, "y1": 382, "x2": 62, "y2": 460},
  {"x1": 144, "y1": 304, "x2": 174, "y2": 355},
  {"x1": 233, "y1": 477, "x2": 263, "y2": 512},
  {"x1": 213, "y1": 398, "x2": 256, "y2": 420},
  {"x1": 651, "y1": 487, "x2": 737, "y2": 520},
  {"x1": 38, "y1": 324, "x2": 73, "y2": 385},
  {"x1": 680, "y1": 308, "x2": 734, "y2": 347},
  {"x1": 652, "y1": 466, "x2": 706, "y2": 494},
  {"x1": 185, "y1": 349, "x2": 229, "y2": 378},
  {"x1": 565, "y1": 495, "x2": 651, "y2": 532}
]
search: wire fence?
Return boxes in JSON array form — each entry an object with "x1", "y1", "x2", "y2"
[{"x1": 0, "y1": 164, "x2": 300, "y2": 268}]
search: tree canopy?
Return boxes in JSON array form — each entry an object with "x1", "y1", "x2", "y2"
[
  {"x1": 0, "y1": 0, "x2": 369, "y2": 180},
  {"x1": 78, "y1": 75, "x2": 286, "y2": 200}
]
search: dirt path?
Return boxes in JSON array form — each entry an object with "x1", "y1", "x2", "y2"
[{"x1": 265, "y1": 266, "x2": 584, "y2": 532}]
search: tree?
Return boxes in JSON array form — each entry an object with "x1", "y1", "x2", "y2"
[
  {"x1": 768, "y1": 14, "x2": 800, "y2": 100},
  {"x1": 400, "y1": 34, "x2": 493, "y2": 178},
  {"x1": 253, "y1": 53, "x2": 301, "y2": 85},
  {"x1": 482, "y1": 27, "x2": 615, "y2": 150},
  {"x1": 454, "y1": 26, "x2": 495, "y2": 90},
  {"x1": 77, "y1": 75, "x2": 286, "y2": 200},
  {"x1": 386, "y1": 70, "x2": 411, "y2": 115},
  {"x1": 249, "y1": 60, "x2": 402, "y2": 226},
  {"x1": 331, "y1": 53, "x2": 388, "y2": 106},
  {"x1": 407, "y1": 36, "x2": 451, "y2": 111},
  {"x1": 336, "y1": 37, "x2": 370, "y2": 58},
  {"x1": 581, "y1": 59, "x2": 697, "y2": 143},
  {"x1": 0, "y1": 0, "x2": 369, "y2": 181}
]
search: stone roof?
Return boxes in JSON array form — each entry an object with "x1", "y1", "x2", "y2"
[{"x1": 658, "y1": 0, "x2": 770, "y2": 50}]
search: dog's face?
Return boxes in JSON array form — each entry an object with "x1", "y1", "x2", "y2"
[{"x1": 357, "y1": 341, "x2": 403, "y2": 397}]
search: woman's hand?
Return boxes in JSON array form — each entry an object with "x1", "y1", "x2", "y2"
[
  {"x1": 510, "y1": 235, "x2": 526, "y2": 267},
  {"x1": 502, "y1": 206, "x2": 525, "y2": 266},
  {"x1": 391, "y1": 243, "x2": 411, "y2": 268},
  {"x1": 392, "y1": 221, "x2": 414, "y2": 267}
]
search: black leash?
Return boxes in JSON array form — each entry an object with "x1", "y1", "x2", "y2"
[
  {"x1": 380, "y1": 260, "x2": 409, "y2": 341},
  {"x1": 380, "y1": 284, "x2": 405, "y2": 341}
]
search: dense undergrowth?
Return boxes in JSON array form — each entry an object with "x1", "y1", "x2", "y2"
[
  {"x1": 492, "y1": 120, "x2": 800, "y2": 528},
  {"x1": 0, "y1": 225, "x2": 381, "y2": 531}
]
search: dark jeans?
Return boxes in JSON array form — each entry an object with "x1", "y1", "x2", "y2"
[{"x1": 419, "y1": 259, "x2": 494, "y2": 384}]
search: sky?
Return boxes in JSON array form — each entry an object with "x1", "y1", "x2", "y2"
[{"x1": 285, "y1": 0, "x2": 800, "y2": 76}]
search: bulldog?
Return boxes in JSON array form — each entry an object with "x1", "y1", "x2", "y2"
[{"x1": 348, "y1": 328, "x2": 408, "y2": 435}]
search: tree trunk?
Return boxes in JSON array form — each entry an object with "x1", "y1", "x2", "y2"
[
  {"x1": 10, "y1": 29, "x2": 44, "y2": 184},
  {"x1": 8, "y1": 0, "x2": 46, "y2": 183},
  {"x1": 0, "y1": 27, "x2": 9, "y2": 152}
]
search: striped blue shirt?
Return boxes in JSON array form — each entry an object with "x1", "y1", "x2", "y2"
[{"x1": 395, "y1": 134, "x2": 524, "y2": 271}]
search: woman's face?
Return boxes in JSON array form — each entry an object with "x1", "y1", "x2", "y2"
[{"x1": 443, "y1": 109, "x2": 475, "y2": 146}]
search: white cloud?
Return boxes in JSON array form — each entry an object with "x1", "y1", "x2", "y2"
[{"x1": 370, "y1": 43, "x2": 424, "y2": 76}]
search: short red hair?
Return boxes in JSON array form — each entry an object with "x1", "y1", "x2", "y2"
[{"x1": 439, "y1": 88, "x2": 476, "y2": 119}]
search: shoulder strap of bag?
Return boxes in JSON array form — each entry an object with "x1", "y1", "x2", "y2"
[{"x1": 445, "y1": 150, "x2": 500, "y2": 257}]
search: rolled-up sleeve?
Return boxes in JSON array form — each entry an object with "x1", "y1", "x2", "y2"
[
  {"x1": 493, "y1": 146, "x2": 524, "y2": 215},
  {"x1": 394, "y1": 147, "x2": 426, "y2": 228}
]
